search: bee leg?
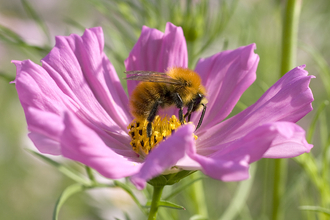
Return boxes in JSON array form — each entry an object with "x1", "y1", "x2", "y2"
[
  {"x1": 188, "y1": 113, "x2": 192, "y2": 122},
  {"x1": 147, "y1": 101, "x2": 160, "y2": 138},
  {"x1": 196, "y1": 104, "x2": 207, "y2": 131},
  {"x1": 179, "y1": 108, "x2": 184, "y2": 125},
  {"x1": 184, "y1": 111, "x2": 192, "y2": 122},
  {"x1": 174, "y1": 93, "x2": 184, "y2": 124},
  {"x1": 184, "y1": 101, "x2": 194, "y2": 122},
  {"x1": 147, "y1": 123, "x2": 152, "y2": 138},
  {"x1": 147, "y1": 124, "x2": 152, "y2": 149}
]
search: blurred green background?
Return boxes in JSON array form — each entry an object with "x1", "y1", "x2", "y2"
[{"x1": 1, "y1": 0, "x2": 330, "y2": 219}]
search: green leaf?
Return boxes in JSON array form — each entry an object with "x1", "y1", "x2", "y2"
[
  {"x1": 168, "y1": 170, "x2": 196, "y2": 182},
  {"x1": 85, "y1": 166, "x2": 96, "y2": 184},
  {"x1": 53, "y1": 183, "x2": 115, "y2": 220},
  {"x1": 145, "y1": 200, "x2": 186, "y2": 210},
  {"x1": 158, "y1": 200, "x2": 185, "y2": 210},
  {"x1": 147, "y1": 175, "x2": 168, "y2": 186},
  {"x1": 295, "y1": 153, "x2": 323, "y2": 189},
  {"x1": 115, "y1": 212, "x2": 131, "y2": 220},
  {"x1": 0, "y1": 24, "x2": 50, "y2": 56},
  {"x1": 189, "y1": 214, "x2": 208, "y2": 220},
  {"x1": 306, "y1": 100, "x2": 329, "y2": 143},
  {"x1": 114, "y1": 212, "x2": 131, "y2": 220},
  {"x1": 0, "y1": 71, "x2": 15, "y2": 82},
  {"x1": 299, "y1": 206, "x2": 330, "y2": 216},
  {"x1": 164, "y1": 176, "x2": 204, "y2": 200},
  {"x1": 124, "y1": 212, "x2": 131, "y2": 220},
  {"x1": 26, "y1": 149, "x2": 90, "y2": 185},
  {"x1": 114, "y1": 180, "x2": 148, "y2": 215},
  {"x1": 218, "y1": 163, "x2": 257, "y2": 220},
  {"x1": 148, "y1": 170, "x2": 196, "y2": 187},
  {"x1": 0, "y1": 24, "x2": 24, "y2": 43},
  {"x1": 53, "y1": 184, "x2": 87, "y2": 220}
]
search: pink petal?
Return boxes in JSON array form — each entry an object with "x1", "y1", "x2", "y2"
[
  {"x1": 25, "y1": 107, "x2": 136, "y2": 158},
  {"x1": 41, "y1": 27, "x2": 131, "y2": 132},
  {"x1": 130, "y1": 124, "x2": 195, "y2": 190},
  {"x1": 263, "y1": 124, "x2": 313, "y2": 158},
  {"x1": 25, "y1": 107, "x2": 64, "y2": 155},
  {"x1": 198, "y1": 65, "x2": 314, "y2": 155},
  {"x1": 176, "y1": 155, "x2": 202, "y2": 170},
  {"x1": 194, "y1": 44, "x2": 259, "y2": 131},
  {"x1": 61, "y1": 111, "x2": 141, "y2": 179},
  {"x1": 85, "y1": 122, "x2": 137, "y2": 160},
  {"x1": 28, "y1": 133, "x2": 61, "y2": 155},
  {"x1": 13, "y1": 60, "x2": 68, "y2": 115},
  {"x1": 189, "y1": 122, "x2": 305, "y2": 181},
  {"x1": 13, "y1": 28, "x2": 132, "y2": 154},
  {"x1": 13, "y1": 60, "x2": 80, "y2": 154},
  {"x1": 125, "y1": 22, "x2": 188, "y2": 96}
]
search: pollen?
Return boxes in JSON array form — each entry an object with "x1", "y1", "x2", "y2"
[{"x1": 127, "y1": 115, "x2": 197, "y2": 157}]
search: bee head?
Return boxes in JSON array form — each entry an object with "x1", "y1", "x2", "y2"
[{"x1": 192, "y1": 93, "x2": 208, "y2": 112}]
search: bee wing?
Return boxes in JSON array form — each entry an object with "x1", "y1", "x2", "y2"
[{"x1": 125, "y1": 71, "x2": 182, "y2": 85}]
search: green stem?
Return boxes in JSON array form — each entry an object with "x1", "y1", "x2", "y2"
[
  {"x1": 280, "y1": 0, "x2": 301, "y2": 76},
  {"x1": 191, "y1": 172, "x2": 208, "y2": 218},
  {"x1": 272, "y1": 159, "x2": 288, "y2": 220},
  {"x1": 148, "y1": 186, "x2": 164, "y2": 220},
  {"x1": 85, "y1": 166, "x2": 97, "y2": 185},
  {"x1": 272, "y1": 0, "x2": 302, "y2": 219}
]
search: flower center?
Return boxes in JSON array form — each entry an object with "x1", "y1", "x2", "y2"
[{"x1": 127, "y1": 115, "x2": 197, "y2": 157}]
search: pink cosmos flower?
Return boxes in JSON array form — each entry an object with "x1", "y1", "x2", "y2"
[{"x1": 13, "y1": 23, "x2": 314, "y2": 190}]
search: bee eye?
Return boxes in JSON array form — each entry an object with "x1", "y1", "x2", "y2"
[{"x1": 194, "y1": 93, "x2": 203, "y2": 105}]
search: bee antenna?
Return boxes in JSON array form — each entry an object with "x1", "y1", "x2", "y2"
[{"x1": 195, "y1": 104, "x2": 206, "y2": 131}]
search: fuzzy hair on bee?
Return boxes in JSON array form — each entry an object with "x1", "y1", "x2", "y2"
[{"x1": 125, "y1": 67, "x2": 207, "y2": 138}]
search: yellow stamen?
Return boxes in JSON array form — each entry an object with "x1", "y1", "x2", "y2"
[{"x1": 127, "y1": 115, "x2": 197, "y2": 157}]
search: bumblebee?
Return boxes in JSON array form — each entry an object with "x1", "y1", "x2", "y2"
[{"x1": 125, "y1": 67, "x2": 207, "y2": 138}]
